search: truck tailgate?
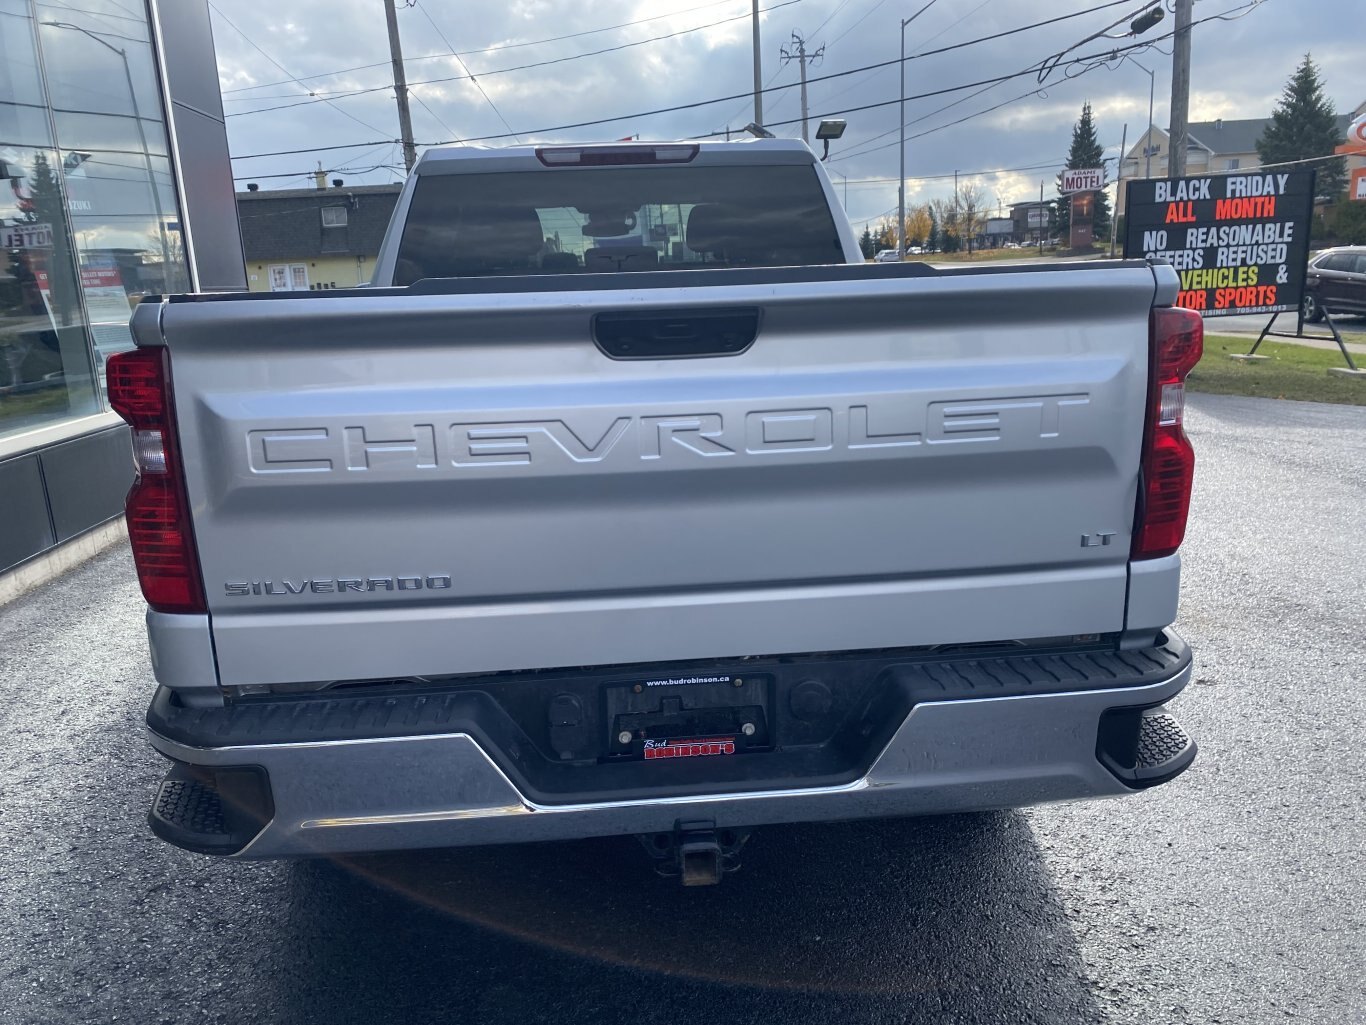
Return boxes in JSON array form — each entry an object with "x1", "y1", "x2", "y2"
[{"x1": 148, "y1": 265, "x2": 1160, "y2": 686}]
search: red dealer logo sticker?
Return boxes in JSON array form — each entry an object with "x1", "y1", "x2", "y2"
[{"x1": 643, "y1": 737, "x2": 737, "y2": 760}]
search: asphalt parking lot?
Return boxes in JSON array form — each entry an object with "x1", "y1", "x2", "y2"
[{"x1": 1, "y1": 392, "x2": 1363, "y2": 1025}]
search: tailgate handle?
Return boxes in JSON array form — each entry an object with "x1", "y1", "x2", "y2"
[{"x1": 592, "y1": 308, "x2": 760, "y2": 360}]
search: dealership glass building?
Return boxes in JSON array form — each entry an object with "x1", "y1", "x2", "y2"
[{"x1": 1, "y1": 0, "x2": 242, "y2": 578}]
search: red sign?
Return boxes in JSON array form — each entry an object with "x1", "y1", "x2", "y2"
[{"x1": 643, "y1": 737, "x2": 737, "y2": 760}]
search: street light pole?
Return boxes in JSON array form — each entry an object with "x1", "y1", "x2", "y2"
[
  {"x1": 898, "y1": 18, "x2": 906, "y2": 258},
  {"x1": 751, "y1": 0, "x2": 764, "y2": 128},
  {"x1": 897, "y1": 0, "x2": 935, "y2": 259},
  {"x1": 44, "y1": 22, "x2": 172, "y2": 280},
  {"x1": 1127, "y1": 57, "x2": 1156, "y2": 179},
  {"x1": 1110, "y1": 122, "x2": 1127, "y2": 259}
]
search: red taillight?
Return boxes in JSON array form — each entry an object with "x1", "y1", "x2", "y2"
[
  {"x1": 106, "y1": 349, "x2": 206, "y2": 613},
  {"x1": 1133, "y1": 306, "x2": 1203, "y2": 560}
]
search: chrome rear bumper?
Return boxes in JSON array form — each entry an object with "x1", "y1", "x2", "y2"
[{"x1": 146, "y1": 660, "x2": 1192, "y2": 858}]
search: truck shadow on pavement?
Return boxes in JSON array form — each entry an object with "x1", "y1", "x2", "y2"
[{"x1": 278, "y1": 811, "x2": 1105, "y2": 1025}]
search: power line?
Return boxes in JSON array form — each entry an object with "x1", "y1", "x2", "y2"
[
  {"x1": 808, "y1": 0, "x2": 856, "y2": 37},
  {"x1": 224, "y1": 0, "x2": 801, "y2": 119},
  {"x1": 842, "y1": 160, "x2": 1062, "y2": 185},
  {"x1": 207, "y1": 2, "x2": 390, "y2": 137},
  {"x1": 221, "y1": 0, "x2": 766, "y2": 95},
  {"x1": 814, "y1": 0, "x2": 996, "y2": 112},
  {"x1": 826, "y1": 0, "x2": 1259, "y2": 161},
  {"x1": 412, "y1": 1, "x2": 518, "y2": 142},
  {"x1": 431, "y1": 28, "x2": 1188, "y2": 146},
  {"x1": 828, "y1": 0, "x2": 892, "y2": 47},
  {"x1": 739, "y1": 0, "x2": 1148, "y2": 134},
  {"x1": 33, "y1": 0, "x2": 147, "y2": 27},
  {"x1": 228, "y1": 6, "x2": 1244, "y2": 164},
  {"x1": 222, "y1": 39, "x2": 1110, "y2": 162}
]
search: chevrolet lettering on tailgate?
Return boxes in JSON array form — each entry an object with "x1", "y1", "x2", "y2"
[{"x1": 245, "y1": 394, "x2": 1091, "y2": 475}]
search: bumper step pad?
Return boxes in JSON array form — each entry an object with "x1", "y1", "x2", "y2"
[
  {"x1": 148, "y1": 763, "x2": 273, "y2": 856},
  {"x1": 1099, "y1": 706, "x2": 1197, "y2": 787}
]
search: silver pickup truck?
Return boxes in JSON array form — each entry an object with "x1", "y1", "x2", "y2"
[{"x1": 111, "y1": 139, "x2": 1200, "y2": 883}]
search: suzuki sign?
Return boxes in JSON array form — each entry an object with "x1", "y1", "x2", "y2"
[{"x1": 1061, "y1": 168, "x2": 1105, "y2": 194}]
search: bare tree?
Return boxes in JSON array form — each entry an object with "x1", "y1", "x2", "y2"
[{"x1": 955, "y1": 181, "x2": 986, "y2": 255}]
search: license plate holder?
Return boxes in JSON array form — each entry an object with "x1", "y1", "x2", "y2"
[{"x1": 604, "y1": 672, "x2": 770, "y2": 759}]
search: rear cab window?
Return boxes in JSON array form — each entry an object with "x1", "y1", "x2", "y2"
[{"x1": 393, "y1": 162, "x2": 844, "y2": 283}]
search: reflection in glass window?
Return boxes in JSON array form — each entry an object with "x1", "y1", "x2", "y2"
[
  {"x1": 1, "y1": 7, "x2": 98, "y2": 439},
  {"x1": 1, "y1": 0, "x2": 191, "y2": 439}
]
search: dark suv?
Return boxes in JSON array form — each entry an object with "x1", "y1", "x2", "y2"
[{"x1": 1303, "y1": 246, "x2": 1366, "y2": 321}]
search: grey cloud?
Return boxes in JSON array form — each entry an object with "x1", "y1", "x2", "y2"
[{"x1": 214, "y1": 0, "x2": 1364, "y2": 227}]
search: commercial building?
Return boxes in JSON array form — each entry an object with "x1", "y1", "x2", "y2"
[
  {"x1": 1, "y1": 0, "x2": 244, "y2": 583},
  {"x1": 1008, "y1": 200, "x2": 1055, "y2": 244},
  {"x1": 238, "y1": 182, "x2": 401, "y2": 292}
]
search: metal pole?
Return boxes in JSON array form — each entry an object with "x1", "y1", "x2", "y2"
[
  {"x1": 798, "y1": 37, "x2": 809, "y2": 143},
  {"x1": 751, "y1": 0, "x2": 763, "y2": 127},
  {"x1": 1110, "y1": 122, "x2": 1127, "y2": 259},
  {"x1": 897, "y1": 19, "x2": 906, "y2": 257},
  {"x1": 1168, "y1": 0, "x2": 1192, "y2": 178},
  {"x1": 1039, "y1": 180, "x2": 1044, "y2": 256},
  {"x1": 118, "y1": 49, "x2": 172, "y2": 278},
  {"x1": 44, "y1": 24, "x2": 171, "y2": 280},
  {"x1": 1145, "y1": 66, "x2": 1154, "y2": 179},
  {"x1": 383, "y1": 0, "x2": 418, "y2": 172}
]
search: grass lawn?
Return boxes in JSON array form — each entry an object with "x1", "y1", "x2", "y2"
[
  {"x1": 1189, "y1": 335, "x2": 1366, "y2": 406},
  {"x1": 898, "y1": 246, "x2": 1090, "y2": 263}
]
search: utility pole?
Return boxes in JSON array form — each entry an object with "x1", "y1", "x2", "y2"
[
  {"x1": 1167, "y1": 0, "x2": 1193, "y2": 178},
  {"x1": 780, "y1": 32, "x2": 823, "y2": 143},
  {"x1": 383, "y1": 0, "x2": 418, "y2": 173},
  {"x1": 1110, "y1": 122, "x2": 1127, "y2": 259},
  {"x1": 751, "y1": 0, "x2": 764, "y2": 128},
  {"x1": 1039, "y1": 180, "x2": 1045, "y2": 255}
]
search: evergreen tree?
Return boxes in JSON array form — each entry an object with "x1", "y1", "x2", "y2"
[
  {"x1": 858, "y1": 225, "x2": 875, "y2": 258},
  {"x1": 926, "y1": 207, "x2": 940, "y2": 252},
  {"x1": 1056, "y1": 102, "x2": 1111, "y2": 244},
  {"x1": 1256, "y1": 54, "x2": 1346, "y2": 198},
  {"x1": 28, "y1": 153, "x2": 79, "y2": 327}
]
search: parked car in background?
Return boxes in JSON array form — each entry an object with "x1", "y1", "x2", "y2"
[
  {"x1": 1303, "y1": 246, "x2": 1366, "y2": 321},
  {"x1": 873, "y1": 248, "x2": 901, "y2": 262}
]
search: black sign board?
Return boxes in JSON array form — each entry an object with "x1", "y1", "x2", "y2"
[{"x1": 1122, "y1": 170, "x2": 1315, "y2": 317}]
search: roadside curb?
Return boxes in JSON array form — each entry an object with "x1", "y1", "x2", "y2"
[{"x1": 0, "y1": 518, "x2": 128, "y2": 607}]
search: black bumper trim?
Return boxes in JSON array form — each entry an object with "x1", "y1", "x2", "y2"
[{"x1": 148, "y1": 634, "x2": 1191, "y2": 806}]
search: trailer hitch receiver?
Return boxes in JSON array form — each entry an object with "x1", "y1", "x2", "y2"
[{"x1": 638, "y1": 819, "x2": 750, "y2": 886}]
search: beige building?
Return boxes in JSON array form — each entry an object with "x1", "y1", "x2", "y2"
[
  {"x1": 236, "y1": 182, "x2": 402, "y2": 292},
  {"x1": 1116, "y1": 106, "x2": 1366, "y2": 214}
]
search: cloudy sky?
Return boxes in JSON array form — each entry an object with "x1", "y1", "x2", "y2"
[{"x1": 212, "y1": 0, "x2": 1365, "y2": 230}]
